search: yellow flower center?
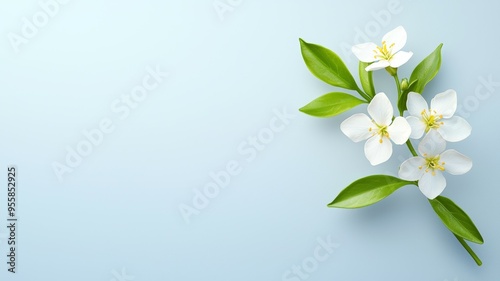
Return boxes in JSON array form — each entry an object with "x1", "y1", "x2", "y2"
[
  {"x1": 421, "y1": 109, "x2": 444, "y2": 132},
  {"x1": 369, "y1": 121, "x2": 390, "y2": 143},
  {"x1": 374, "y1": 41, "x2": 395, "y2": 61},
  {"x1": 419, "y1": 154, "x2": 446, "y2": 176}
]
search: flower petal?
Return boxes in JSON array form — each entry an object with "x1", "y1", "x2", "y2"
[
  {"x1": 406, "y1": 116, "x2": 425, "y2": 139},
  {"x1": 351, "y1": 42, "x2": 379, "y2": 63},
  {"x1": 382, "y1": 26, "x2": 407, "y2": 53},
  {"x1": 399, "y1": 157, "x2": 426, "y2": 181},
  {"x1": 441, "y1": 149, "x2": 472, "y2": 175},
  {"x1": 437, "y1": 116, "x2": 472, "y2": 142},
  {"x1": 418, "y1": 130, "x2": 446, "y2": 157},
  {"x1": 365, "y1": 60, "x2": 390, "y2": 71},
  {"x1": 406, "y1": 92, "x2": 428, "y2": 117},
  {"x1": 367, "y1": 92, "x2": 393, "y2": 126},
  {"x1": 387, "y1": 116, "x2": 411, "y2": 144},
  {"x1": 389, "y1": 51, "x2": 413, "y2": 68},
  {"x1": 364, "y1": 135, "x2": 392, "y2": 165},
  {"x1": 419, "y1": 170, "x2": 446, "y2": 199},
  {"x1": 340, "y1": 113, "x2": 373, "y2": 142},
  {"x1": 431, "y1": 89, "x2": 457, "y2": 118}
]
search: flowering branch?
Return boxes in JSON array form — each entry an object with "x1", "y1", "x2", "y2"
[{"x1": 299, "y1": 26, "x2": 483, "y2": 265}]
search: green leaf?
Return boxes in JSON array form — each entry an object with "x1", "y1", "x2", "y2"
[
  {"x1": 359, "y1": 62, "x2": 375, "y2": 98},
  {"x1": 328, "y1": 175, "x2": 414, "y2": 209},
  {"x1": 299, "y1": 92, "x2": 366, "y2": 117},
  {"x1": 409, "y1": 43, "x2": 443, "y2": 94},
  {"x1": 454, "y1": 235, "x2": 482, "y2": 266},
  {"x1": 429, "y1": 196, "x2": 483, "y2": 244},
  {"x1": 397, "y1": 79, "x2": 419, "y2": 113},
  {"x1": 299, "y1": 38, "x2": 359, "y2": 91}
]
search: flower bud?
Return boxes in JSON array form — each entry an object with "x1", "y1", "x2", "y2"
[{"x1": 401, "y1": 78, "x2": 409, "y2": 91}]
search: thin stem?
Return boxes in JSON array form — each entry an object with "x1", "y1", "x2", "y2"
[
  {"x1": 454, "y1": 234, "x2": 482, "y2": 266},
  {"x1": 392, "y1": 69, "x2": 417, "y2": 157},
  {"x1": 406, "y1": 140, "x2": 418, "y2": 157},
  {"x1": 393, "y1": 73, "x2": 402, "y2": 100},
  {"x1": 392, "y1": 73, "x2": 403, "y2": 116},
  {"x1": 356, "y1": 87, "x2": 371, "y2": 102}
]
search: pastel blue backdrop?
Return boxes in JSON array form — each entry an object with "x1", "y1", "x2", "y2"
[{"x1": 0, "y1": 0, "x2": 499, "y2": 280}]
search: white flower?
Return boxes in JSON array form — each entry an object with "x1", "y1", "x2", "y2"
[
  {"x1": 352, "y1": 26, "x2": 413, "y2": 71},
  {"x1": 406, "y1": 90, "x2": 471, "y2": 142},
  {"x1": 341, "y1": 92, "x2": 411, "y2": 165},
  {"x1": 398, "y1": 131, "x2": 472, "y2": 199}
]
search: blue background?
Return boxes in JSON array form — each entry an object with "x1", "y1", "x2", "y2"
[{"x1": 0, "y1": 0, "x2": 499, "y2": 280}]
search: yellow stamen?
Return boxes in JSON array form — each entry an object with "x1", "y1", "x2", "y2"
[
  {"x1": 425, "y1": 155, "x2": 446, "y2": 176},
  {"x1": 371, "y1": 120, "x2": 390, "y2": 142},
  {"x1": 374, "y1": 41, "x2": 396, "y2": 61},
  {"x1": 421, "y1": 109, "x2": 443, "y2": 132}
]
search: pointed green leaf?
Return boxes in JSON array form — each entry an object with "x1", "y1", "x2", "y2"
[
  {"x1": 299, "y1": 38, "x2": 359, "y2": 91},
  {"x1": 429, "y1": 196, "x2": 483, "y2": 244},
  {"x1": 299, "y1": 92, "x2": 366, "y2": 117},
  {"x1": 397, "y1": 79, "x2": 419, "y2": 113},
  {"x1": 359, "y1": 62, "x2": 375, "y2": 98},
  {"x1": 454, "y1": 234, "x2": 482, "y2": 266},
  {"x1": 328, "y1": 175, "x2": 414, "y2": 209},
  {"x1": 409, "y1": 43, "x2": 443, "y2": 94}
]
